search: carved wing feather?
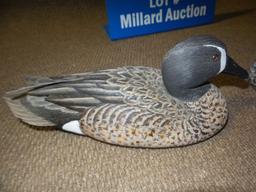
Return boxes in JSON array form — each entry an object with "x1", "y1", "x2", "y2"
[{"x1": 5, "y1": 66, "x2": 177, "y2": 126}]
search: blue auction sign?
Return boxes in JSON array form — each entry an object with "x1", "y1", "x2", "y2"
[{"x1": 105, "y1": 0, "x2": 216, "y2": 40}]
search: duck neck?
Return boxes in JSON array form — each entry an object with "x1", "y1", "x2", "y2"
[
  {"x1": 164, "y1": 83, "x2": 211, "y2": 102},
  {"x1": 161, "y1": 64, "x2": 212, "y2": 101}
]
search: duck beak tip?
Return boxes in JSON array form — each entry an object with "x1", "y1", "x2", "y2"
[{"x1": 222, "y1": 56, "x2": 249, "y2": 80}]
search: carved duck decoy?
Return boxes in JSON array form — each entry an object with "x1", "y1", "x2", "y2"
[{"x1": 4, "y1": 36, "x2": 253, "y2": 148}]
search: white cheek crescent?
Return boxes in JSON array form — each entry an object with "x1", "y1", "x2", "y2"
[
  {"x1": 204, "y1": 45, "x2": 227, "y2": 74},
  {"x1": 62, "y1": 120, "x2": 84, "y2": 135}
]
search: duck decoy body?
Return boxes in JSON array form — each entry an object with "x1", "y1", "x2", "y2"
[{"x1": 5, "y1": 36, "x2": 252, "y2": 148}]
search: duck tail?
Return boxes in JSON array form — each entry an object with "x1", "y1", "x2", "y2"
[{"x1": 4, "y1": 85, "x2": 56, "y2": 127}]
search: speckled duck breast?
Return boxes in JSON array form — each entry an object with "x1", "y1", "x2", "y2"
[{"x1": 79, "y1": 67, "x2": 228, "y2": 147}]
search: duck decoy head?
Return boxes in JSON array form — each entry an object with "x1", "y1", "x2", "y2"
[{"x1": 162, "y1": 35, "x2": 249, "y2": 101}]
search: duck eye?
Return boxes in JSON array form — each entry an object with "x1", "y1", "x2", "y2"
[{"x1": 212, "y1": 54, "x2": 220, "y2": 62}]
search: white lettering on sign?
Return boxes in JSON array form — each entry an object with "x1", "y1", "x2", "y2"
[
  {"x1": 173, "y1": 0, "x2": 181, "y2": 5},
  {"x1": 120, "y1": 4, "x2": 207, "y2": 29},
  {"x1": 121, "y1": 10, "x2": 163, "y2": 29},
  {"x1": 165, "y1": 4, "x2": 207, "y2": 21},
  {"x1": 150, "y1": 0, "x2": 169, "y2": 8}
]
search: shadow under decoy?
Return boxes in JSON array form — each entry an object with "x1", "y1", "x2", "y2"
[
  {"x1": 211, "y1": 74, "x2": 249, "y2": 89},
  {"x1": 21, "y1": 121, "x2": 57, "y2": 132},
  {"x1": 215, "y1": 8, "x2": 256, "y2": 23}
]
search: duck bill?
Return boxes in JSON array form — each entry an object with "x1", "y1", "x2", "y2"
[{"x1": 222, "y1": 56, "x2": 249, "y2": 80}]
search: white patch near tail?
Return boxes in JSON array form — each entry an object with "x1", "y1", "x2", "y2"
[{"x1": 62, "y1": 120, "x2": 84, "y2": 135}]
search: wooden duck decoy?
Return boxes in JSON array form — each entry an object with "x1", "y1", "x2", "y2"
[{"x1": 4, "y1": 36, "x2": 254, "y2": 148}]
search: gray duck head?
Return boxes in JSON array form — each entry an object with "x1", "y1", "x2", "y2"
[{"x1": 162, "y1": 35, "x2": 249, "y2": 101}]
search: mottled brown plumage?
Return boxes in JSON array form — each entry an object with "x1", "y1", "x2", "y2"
[{"x1": 79, "y1": 67, "x2": 228, "y2": 147}]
